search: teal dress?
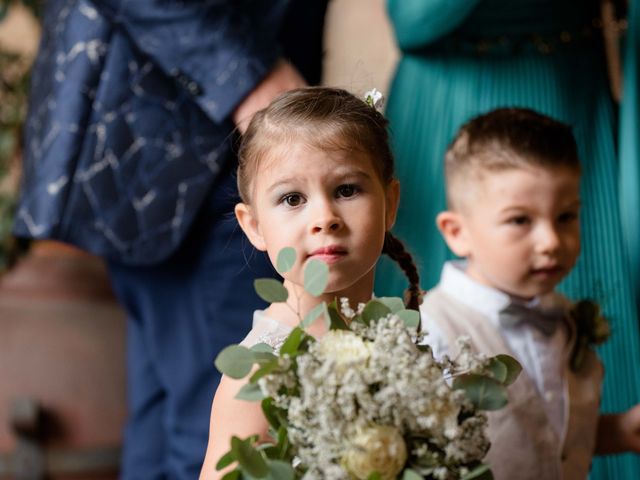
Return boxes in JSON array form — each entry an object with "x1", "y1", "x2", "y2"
[{"x1": 375, "y1": 1, "x2": 640, "y2": 477}]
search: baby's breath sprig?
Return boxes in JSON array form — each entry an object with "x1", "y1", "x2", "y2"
[{"x1": 364, "y1": 87, "x2": 384, "y2": 111}]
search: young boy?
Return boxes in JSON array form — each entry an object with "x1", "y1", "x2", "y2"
[{"x1": 421, "y1": 108, "x2": 640, "y2": 480}]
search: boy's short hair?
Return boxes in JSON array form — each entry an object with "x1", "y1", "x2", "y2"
[{"x1": 444, "y1": 108, "x2": 580, "y2": 210}]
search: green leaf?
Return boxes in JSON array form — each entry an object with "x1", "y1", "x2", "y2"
[
  {"x1": 402, "y1": 469, "x2": 424, "y2": 480},
  {"x1": 252, "y1": 351, "x2": 278, "y2": 365},
  {"x1": 301, "y1": 302, "x2": 327, "y2": 329},
  {"x1": 327, "y1": 300, "x2": 349, "y2": 330},
  {"x1": 461, "y1": 463, "x2": 493, "y2": 480},
  {"x1": 486, "y1": 357, "x2": 508, "y2": 383},
  {"x1": 221, "y1": 470, "x2": 241, "y2": 480},
  {"x1": 265, "y1": 460, "x2": 295, "y2": 480},
  {"x1": 453, "y1": 374, "x2": 508, "y2": 411},
  {"x1": 250, "y1": 343, "x2": 274, "y2": 354},
  {"x1": 235, "y1": 382, "x2": 265, "y2": 402},
  {"x1": 215, "y1": 345, "x2": 255, "y2": 379},
  {"x1": 276, "y1": 247, "x2": 296, "y2": 274},
  {"x1": 367, "y1": 473, "x2": 381, "y2": 480},
  {"x1": 396, "y1": 309, "x2": 420, "y2": 329},
  {"x1": 231, "y1": 436, "x2": 268, "y2": 478},
  {"x1": 254, "y1": 278, "x2": 288, "y2": 303},
  {"x1": 494, "y1": 354, "x2": 522, "y2": 386},
  {"x1": 249, "y1": 359, "x2": 279, "y2": 383},
  {"x1": 361, "y1": 300, "x2": 391, "y2": 325},
  {"x1": 303, "y1": 259, "x2": 329, "y2": 296},
  {"x1": 215, "y1": 450, "x2": 236, "y2": 470},
  {"x1": 376, "y1": 297, "x2": 405, "y2": 313},
  {"x1": 280, "y1": 327, "x2": 304, "y2": 356}
]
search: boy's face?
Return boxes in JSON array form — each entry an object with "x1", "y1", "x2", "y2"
[{"x1": 441, "y1": 165, "x2": 581, "y2": 299}]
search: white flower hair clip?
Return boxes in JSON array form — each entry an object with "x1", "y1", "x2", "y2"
[{"x1": 364, "y1": 88, "x2": 384, "y2": 111}]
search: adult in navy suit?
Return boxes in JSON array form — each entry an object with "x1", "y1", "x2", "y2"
[{"x1": 13, "y1": 0, "x2": 328, "y2": 478}]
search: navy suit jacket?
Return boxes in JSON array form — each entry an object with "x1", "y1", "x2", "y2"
[{"x1": 14, "y1": 0, "x2": 327, "y2": 264}]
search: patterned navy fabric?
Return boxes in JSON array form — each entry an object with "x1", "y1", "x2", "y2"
[{"x1": 14, "y1": 0, "x2": 324, "y2": 265}]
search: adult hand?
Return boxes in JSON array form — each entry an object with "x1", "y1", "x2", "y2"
[{"x1": 232, "y1": 59, "x2": 307, "y2": 134}]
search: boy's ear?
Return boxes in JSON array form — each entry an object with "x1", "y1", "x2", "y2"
[
  {"x1": 235, "y1": 203, "x2": 267, "y2": 251},
  {"x1": 385, "y1": 179, "x2": 401, "y2": 230},
  {"x1": 436, "y1": 211, "x2": 471, "y2": 257}
]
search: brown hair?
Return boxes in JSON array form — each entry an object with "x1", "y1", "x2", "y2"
[
  {"x1": 237, "y1": 87, "x2": 421, "y2": 309},
  {"x1": 445, "y1": 108, "x2": 580, "y2": 210}
]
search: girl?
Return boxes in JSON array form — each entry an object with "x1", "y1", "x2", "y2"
[{"x1": 199, "y1": 87, "x2": 420, "y2": 479}]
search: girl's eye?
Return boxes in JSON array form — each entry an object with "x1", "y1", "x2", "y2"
[
  {"x1": 508, "y1": 215, "x2": 530, "y2": 226},
  {"x1": 336, "y1": 184, "x2": 359, "y2": 198},
  {"x1": 281, "y1": 193, "x2": 304, "y2": 207},
  {"x1": 558, "y1": 211, "x2": 578, "y2": 223}
]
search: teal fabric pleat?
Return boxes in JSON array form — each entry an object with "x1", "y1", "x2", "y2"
[{"x1": 377, "y1": 1, "x2": 640, "y2": 477}]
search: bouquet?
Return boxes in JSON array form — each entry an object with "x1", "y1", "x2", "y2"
[{"x1": 215, "y1": 248, "x2": 521, "y2": 480}]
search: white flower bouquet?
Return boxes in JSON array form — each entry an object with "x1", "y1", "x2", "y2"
[{"x1": 215, "y1": 248, "x2": 521, "y2": 480}]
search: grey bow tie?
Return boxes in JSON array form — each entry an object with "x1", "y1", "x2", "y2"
[{"x1": 498, "y1": 302, "x2": 564, "y2": 336}]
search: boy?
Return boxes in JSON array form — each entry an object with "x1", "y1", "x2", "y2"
[{"x1": 421, "y1": 108, "x2": 640, "y2": 479}]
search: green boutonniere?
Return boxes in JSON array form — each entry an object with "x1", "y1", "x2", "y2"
[{"x1": 569, "y1": 299, "x2": 610, "y2": 372}]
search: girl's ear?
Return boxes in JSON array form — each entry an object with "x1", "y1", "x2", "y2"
[
  {"x1": 385, "y1": 179, "x2": 401, "y2": 230},
  {"x1": 436, "y1": 211, "x2": 471, "y2": 257},
  {"x1": 235, "y1": 203, "x2": 267, "y2": 251}
]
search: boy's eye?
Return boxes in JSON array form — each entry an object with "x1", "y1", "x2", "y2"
[
  {"x1": 281, "y1": 193, "x2": 304, "y2": 207},
  {"x1": 508, "y1": 215, "x2": 530, "y2": 226},
  {"x1": 336, "y1": 184, "x2": 359, "y2": 198}
]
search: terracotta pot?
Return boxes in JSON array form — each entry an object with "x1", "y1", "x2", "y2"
[{"x1": 0, "y1": 241, "x2": 126, "y2": 479}]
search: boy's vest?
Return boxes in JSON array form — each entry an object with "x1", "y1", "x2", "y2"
[{"x1": 422, "y1": 288, "x2": 603, "y2": 480}]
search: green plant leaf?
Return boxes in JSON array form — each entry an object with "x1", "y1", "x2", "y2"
[
  {"x1": 361, "y1": 300, "x2": 391, "y2": 325},
  {"x1": 402, "y1": 469, "x2": 424, "y2": 480},
  {"x1": 231, "y1": 436, "x2": 268, "y2": 478},
  {"x1": 276, "y1": 247, "x2": 296, "y2": 274},
  {"x1": 453, "y1": 374, "x2": 508, "y2": 411},
  {"x1": 494, "y1": 354, "x2": 522, "y2": 386},
  {"x1": 265, "y1": 460, "x2": 295, "y2": 480},
  {"x1": 301, "y1": 302, "x2": 327, "y2": 329},
  {"x1": 367, "y1": 473, "x2": 381, "y2": 480},
  {"x1": 326, "y1": 300, "x2": 349, "y2": 330},
  {"x1": 252, "y1": 351, "x2": 278, "y2": 364},
  {"x1": 221, "y1": 470, "x2": 241, "y2": 480},
  {"x1": 396, "y1": 309, "x2": 420, "y2": 328},
  {"x1": 254, "y1": 278, "x2": 288, "y2": 303},
  {"x1": 216, "y1": 450, "x2": 237, "y2": 470},
  {"x1": 262, "y1": 398, "x2": 284, "y2": 430},
  {"x1": 236, "y1": 382, "x2": 265, "y2": 402},
  {"x1": 486, "y1": 357, "x2": 508, "y2": 383},
  {"x1": 250, "y1": 343, "x2": 274, "y2": 354},
  {"x1": 280, "y1": 327, "x2": 304, "y2": 356},
  {"x1": 461, "y1": 463, "x2": 493, "y2": 480},
  {"x1": 249, "y1": 358, "x2": 279, "y2": 383},
  {"x1": 215, "y1": 345, "x2": 255, "y2": 379},
  {"x1": 376, "y1": 297, "x2": 405, "y2": 313},
  {"x1": 303, "y1": 259, "x2": 329, "y2": 296}
]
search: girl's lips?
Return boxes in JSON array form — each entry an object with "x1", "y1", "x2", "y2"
[
  {"x1": 531, "y1": 266, "x2": 563, "y2": 277},
  {"x1": 308, "y1": 247, "x2": 347, "y2": 264}
]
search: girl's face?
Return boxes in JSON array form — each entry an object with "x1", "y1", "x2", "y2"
[{"x1": 236, "y1": 142, "x2": 399, "y2": 301}]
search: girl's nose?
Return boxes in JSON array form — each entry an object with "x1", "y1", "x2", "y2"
[
  {"x1": 535, "y1": 223, "x2": 561, "y2": 253},
  {"x1": 311, "y1": 201, "x2": 343, "y2": 234}
]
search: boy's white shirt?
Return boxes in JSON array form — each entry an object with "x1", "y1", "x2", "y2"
[{"x1": 421, "y1": 260, "x2": 569, "y2": 436}]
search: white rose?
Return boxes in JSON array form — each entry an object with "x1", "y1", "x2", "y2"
[
  {"x1": 342, "y1": 425, "x2": 407, "y2": 480},
  {"x1": 316, "y1": 330, "x2": 371, "y2": 372}
]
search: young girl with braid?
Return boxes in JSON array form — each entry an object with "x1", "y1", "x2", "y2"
[{"x1": 199, "y1": 87, "x2": 420, "y2": 479}]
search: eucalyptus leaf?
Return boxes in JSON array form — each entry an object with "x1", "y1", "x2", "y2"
[
  {"x1": 486, "y1": 357, "x2": 508, "y2": 383},
  {"x1": 276, "y1": 247, "x2": 296, "y2": 274},
  {"x1": 402, "y1": 469, "x2": 424, "y2": 480},
  {"x1": 266, "y1": 460, "x2": 295, "y2": 480},
  {"x1": 376, "y1": 297, "x2": 405, "y2": 313},
  {"x1": 361, "y1": 300, "x2": 391, "y2": 325},
  {"x1": 453, "y1": 374, "x2": 508, "y2": 411},
  {"x1": 301, "y1": 302, "x2": 327, "y2": 329},
  {"x1": 250, "y1": 343, "x2": 274, "y2": 354},
  {"x1": 303, "y1": 259, "x2": 329, "y2": 296},
  {"x1": 254, "y1": 278, "x2": 288, "y2": 303},
  {"x1": 252, "y1": 351, "x2": 278, "y2": 364},
  {"x1": 236, "y1": 382, "x2": 265, "y2": 402},
  {"x1": 367, "y1": 473, "x2": 381, "y2": 480},
  {"x1": 249, "y1": 359, "x2": 279, "y2": 383},
  {"x1": 231, "y1": 436, "x2": 268, "y2": 478},
  {"x1": 215, "y1": 450, "x2": 236, "y2": 470},
  {"x1": 494, "y1": 354, "x2": 522, "y2": 386},
  {"x1": 221, "y1": 470, "x2": 240, "y2": 480},
  {"x1": 280, "y1": 327, "x2": 304, "y2": 356},
  {"x1": 461, "y1": 463, "x2": 493, "y2": 480},
  {"x1": 327, "y1": 300, "x2": 349, "y2": 330},
  {"x1": 215, "y1": 345, "x2": 255, "y2": 379},
  {"x1": 396, "y1": 309, "x2": 420, "y2": 328}
]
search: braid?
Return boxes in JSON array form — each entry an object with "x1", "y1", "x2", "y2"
[{"x1": 382, "y1": 232, "x2": 422, "y2": 310}]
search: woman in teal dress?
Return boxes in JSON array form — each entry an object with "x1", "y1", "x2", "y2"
[{"x1": 375, "y1": 1, "x2": 640, "y2": 477}]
